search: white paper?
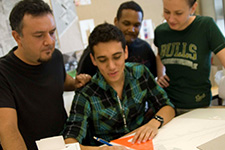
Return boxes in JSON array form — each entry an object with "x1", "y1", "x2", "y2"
[
  {"x1": 36, "y1": 136, "x2": 80, "y2": 150},
  {"x1": 79, "y1": 19, "x2": 95, "y2": 47},
  {"x1": 139, "y1": 19, "x2": 154, "y2": 40},
  {"x1": 36, "y1": 136, "x2": 65, "y2": 150},
  {"x1": 197, "y1": 133, "x2": 225, "y2": 150},
  {"x1": 51, "y1": 0, "x2": 83, "y2": 52},
  {"x1": 153, "y1": 118, "x2": 225, "y2": 150}
]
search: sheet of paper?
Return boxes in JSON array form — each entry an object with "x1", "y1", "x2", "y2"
[
  {"x1": 153, "y1": 118, "x2": 225, "y2": 150},
  {"x1": 36, "y1": 135, "x2": 80, "y2": 150},
  {"x1": 197, "y1": 133, "x2": 225, "y2": 150},
  {"x1": 177, "y1": 108, "x2": 225, "y2": 120},
  {"x1": 111, "y1": 134, "x2": 154, "y2": 150},
  {"x1": 36, "y1": 136, "x2": 65, "y2": 150}
]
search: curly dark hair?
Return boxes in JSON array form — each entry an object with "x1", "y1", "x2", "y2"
[
  {"x1": 89, "y1": 23, "x2": 126, "y2": 55},
  {"x1": 9, "y1": 0, "x2": 52, "y2": 35},
  {"x1": 116, "y1": 1, "x2": 143, "y2": 20}
]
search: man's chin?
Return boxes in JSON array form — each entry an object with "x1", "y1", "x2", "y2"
[
  {"x1": 37, "y1": 56, "x2": 52, "y2": 63},
  {"x1": 125, "y1": 37, "x2": 136, "y2": 44}
]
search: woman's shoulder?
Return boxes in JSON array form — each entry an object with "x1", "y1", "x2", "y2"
[{"x1": 195, "y1": 15, "x2": 214, "y2": 23}]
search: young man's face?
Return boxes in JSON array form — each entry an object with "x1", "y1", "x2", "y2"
[
  {"x1": 90, "y1": 41, "x2": 128, "y2": 85},
  {"x1": 114, "y1": 9, "x2": 143, "y2": 44},
  {"x1": 13, "y1": 13, "x2": 56, "y2": 65}
]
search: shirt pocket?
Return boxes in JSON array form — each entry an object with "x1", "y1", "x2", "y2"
[
  {"x1": 93, "y1": 107, "x2": 122, "y2": 132},
  {"x1": 127, "y1": 90, "x2": 147, "y2": 118}
]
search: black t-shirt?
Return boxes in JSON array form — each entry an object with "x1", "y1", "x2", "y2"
[
  {"x1": 77, "y1": 38, "x2": 156, "y2": 77},
  {"x1": 0, "y1": 47, "x2": 67, "y2": 150},
  {"x1": 126, "y1": 38, "x2": 156, "y2": 77},
  {"x1": 77, "y1": 46, "x2": 97, "y2": 76}
]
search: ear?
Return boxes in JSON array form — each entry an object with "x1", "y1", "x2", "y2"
[
  {"x1": 114, "y1": 17, "x2": 118, "y2": 26},
  {"x1": 124, "y1": 45, "x2": 128, "y2": 60},
  {"x1": 12, "y1": 31, "x2": 22, "y2": 47},
  {"x1": 90, "y1": 53, "x2": 97, "y2": 66},
  {"x1": 191, "y1": 2, "x2": 198, "y2": 15}
]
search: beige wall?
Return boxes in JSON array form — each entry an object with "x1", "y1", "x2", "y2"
[
  {"x1": 198, "y1": 0, "x2": 216, "y2": 19},
  {"x1": 76, "y1": 0, "x2": 164, "y2": 28}
]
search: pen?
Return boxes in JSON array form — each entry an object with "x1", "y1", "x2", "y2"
[{"x1": 93, "y1": 136, "x2": 113, "y2": 146}]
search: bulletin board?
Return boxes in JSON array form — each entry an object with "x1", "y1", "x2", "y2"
[
  {"x1": 75, "y1": 0, "x2": 164, "y2": 28},
  {"x1": 74, "y1": 0, "x2": 164, "y2": 55},
  {"x1": 0, "y1": 0, "x2": 84, "y2": 58},
  {"x1": 50, "y1": 0, "x2": 84, "y2": 54},
  {"x1": 0, "y1": 0, "x2": 17, "y2": 57}
]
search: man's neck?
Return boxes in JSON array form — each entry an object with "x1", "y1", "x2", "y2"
[
  {"x1": 109, "y1": 75, "x2": 125, "y2": 99},
  {"x1": 14, "y1": 48, "x2": 41, "y2": 66}
]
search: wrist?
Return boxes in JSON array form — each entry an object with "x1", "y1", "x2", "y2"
[{"x1": 153, "y1": 115, "x2": 164, "y2": 128}]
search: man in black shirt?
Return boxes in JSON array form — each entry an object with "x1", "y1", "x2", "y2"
[
  {"x1": 0, "y1": 1, "x2": 90, "y2": 149},
  {"x1": 77, "y1": 1, "x2": 157, "y2": 77}
]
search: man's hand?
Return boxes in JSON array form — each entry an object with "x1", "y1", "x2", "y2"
[
  {"x1": 64, "y1": 74, "x2": 91, "y2": 91},
  {"x1": 98, "y1": 145, "x2": 128, "y2": 150},
  {"x1": 157, "y1": 75, "x2": 170, "y2": 88},
  {"x1": 131, "y1": 106, "x2": 175, "y2": 144},
  {"x1": 131, "y1": 119, "x2": 159, "y2": 144},
  {"x1": 74, "y1": 74, "x2": 91, "y2": 89}
]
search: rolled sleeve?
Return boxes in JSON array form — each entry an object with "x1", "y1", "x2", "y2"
[{"x1": 62, "y1": 92, "x2": 91, "y2": 143}]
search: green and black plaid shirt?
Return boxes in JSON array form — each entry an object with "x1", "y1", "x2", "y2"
[{"x1": 62, "y1": 63, "x2": 174, "y2": 146}]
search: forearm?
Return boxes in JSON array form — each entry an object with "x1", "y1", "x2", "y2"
[
  {"x1": 64, "y1": 74, "x2": 76, "y2": 91},
  {"x1": 216, "y1": 48, "x2": 225, "y2": 68},
  {"x1": 156, "y1": 54, "x2": 165, "y2": 78},
  {"x1": 0, "y1": 126, "x2": 27, "y2": 150},
  {"x1": 0, "y1": 108, "x2": 27, "y2": 150},
  {"x1": 154, "y1": 105, "x2": 175, "y2": 127}
]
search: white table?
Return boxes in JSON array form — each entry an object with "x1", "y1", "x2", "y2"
[{"x1": 153, "y1": 108, "x2": 225, "y2": 150}]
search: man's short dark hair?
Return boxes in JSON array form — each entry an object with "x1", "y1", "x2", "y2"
[
  {"x1": 89, "y1": 23, "x2": 126, "y2": 55},
  {"x1": 9, "y1": 0, "x2": 52, "y2": 35},
  {"x1": 116, "y1": 1, "x2": 143, "y2": 20}
]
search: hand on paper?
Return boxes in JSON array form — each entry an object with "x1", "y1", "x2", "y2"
[
  {"x1": 131, "y1": 121, "x2": 158, "y2": 144},
  {"x1": 99, "y1": 145, "x2": 128, "y2": 150},
  {"x1": 74, "y1": 73, "x2": 91, "y2": 89},
  {"x1": 157, "y1": 75, "x2": 170, "y2": 88}
]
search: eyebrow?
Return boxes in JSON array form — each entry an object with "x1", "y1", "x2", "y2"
[
  {"x1": 164, "y1": 8, "x2": 183, "y2": 13},
  {"x1": 123, "y1": 20, "x2": 141, "y2": 24},
  {"x1": 96, "y1": 52, "x2": 122, "y2": 59},
  {"x1": 33, "y1": 27, "x2": 56, "y2": 34}
]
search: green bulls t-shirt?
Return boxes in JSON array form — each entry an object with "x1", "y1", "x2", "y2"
[{"x1": 154, "y1": 16, "x2": 225, "y2": 108}]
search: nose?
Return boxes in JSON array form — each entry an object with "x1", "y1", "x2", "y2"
[
  {"x1": 108, "y1": 59, "x2": 116, "y2": 70},
  {"x1": 44, "y1": 33, "x2": 54, "y2": 45},
  {"x1": 128, "y1": 25, "x2": 135, "y2": 32},
  {"x1": 168, "y1": 14, "x2": 175, "y2": 22}
]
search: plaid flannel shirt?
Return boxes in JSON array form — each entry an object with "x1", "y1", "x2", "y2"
[{"x1": 62, "y1": 62, "x2": 174, "y2": 145}]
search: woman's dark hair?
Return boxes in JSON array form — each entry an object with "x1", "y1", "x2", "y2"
[{"x1": 187, "y1": 0, "x2": 197, "y2": 7}]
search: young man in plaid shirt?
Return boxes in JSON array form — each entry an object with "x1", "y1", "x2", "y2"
[{"x1": 62, "y1": 23, "x2": 175, "y2": 150}]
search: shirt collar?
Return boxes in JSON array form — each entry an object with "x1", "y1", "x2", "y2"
[{"x1": 91, "y1": 63, "x2": 139, "y2": 91}]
